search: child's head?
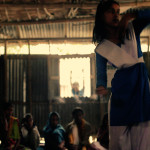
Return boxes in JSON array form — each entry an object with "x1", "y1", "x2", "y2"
[
  {"x1": 72, "y1": 82, "x2": 79, "y2": 92},
  {"x1": 24, "y1": 113, "x2": 34, "y2": 129},
  {"x1": 2, "y1": 102, "x2": 13, "y2": 118},
  {"x1": 49, "y1": 112, "x2": 60, "y2": 128},
  {"x1": 72, "y1": 107, "x2": 84, "y2": 124}
]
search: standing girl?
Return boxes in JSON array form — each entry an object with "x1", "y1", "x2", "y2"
[{"x1": 93, "y1": 0, "x2": 150, "y2": 149}]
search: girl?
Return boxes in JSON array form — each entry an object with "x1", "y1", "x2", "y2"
[
  {"x1": 43, "y1": 112, "x2": 66, "y2": 150},
  {"x1": 93, "y1": 0, "x2": 150, "y2": 149},
  {"x1": 21, "y1": 113, "x2": 40, "y2": 150}
]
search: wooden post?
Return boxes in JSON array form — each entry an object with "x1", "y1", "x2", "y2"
[
  {"x1": 4, "y1": 40, "x2": 8, "y2": 102},
  {"x1": 91, "y1": 53, "x2": 96, "y2": 95},
  {"x1": 48, "y1": 40, "x2": 52, "y2": 112},
  {"x1": 28, "y1": 40, "x2": 32, "y2": 113}
]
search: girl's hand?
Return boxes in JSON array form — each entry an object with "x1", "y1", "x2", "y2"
[
  {"x1": 96, "y1": 86, "x2": 108, "y2": 96},
  {"x1": 118, "y1": 12, "x2": 137, "y2": 41},
  {"x1": 58, "y1": 141, "x2": 65, "y2": 149}
]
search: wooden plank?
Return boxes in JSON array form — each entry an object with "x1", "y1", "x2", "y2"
[
  {"x1": 27, "y1": 40, "x2": 32, "y2": 113},
  {"x1": 16, "y1": 59, "x2": 19, "y2": 102},
  {"x1": 3, "y1": 53, "x2": 94, "y2": 59},
  {"x1": 16, "y1": 26, "x2": 21, "y2": 38},
  {"x1": 36, "y1": 8, "x2": 41, "y2": 19},
  {"x1": 5, "y1": 8, "x2": 10, "y2": 22},
  {"x1": 0, "y1": 17, "x2": 95, "y2": 26},
  {"x1": 4, "y1": 41, "x2": 8, "y2": 102},
  {"x1": 25, "y1": 8, "x2": 32, "y2": 20},
  {"x1": 9, "y1": 58, "x2": 12, "y2": 101},
  {"x1": 19, "y1": 58, "x2": 22, "y2": 102},
  {"x1": 0, "y1": 3, "x2": 98, "y2": 9},
  {"x1": 12, "y1": 58, "x2": 14, "y2": 102},
  {"x1": 0, "y1": 2, "x2": 149, "y2": 9},
  {"x1": 0, "y1": 38, "x2": 93, "y2": 43},
  {"x1": 37, "y1": 59, "x2": 40, "y2": 101},
  {"x1": 47, "y1": 54, "x2": 52, "y2": 111},
  {"x1": 14, "y1": 59, "x2": 16, "y2": 102},
  {"x1": 31, "y1": 59, "x2": 35, "y2": 101},
  {"x1": 43, "y1": 58, "x2": 48, "y2": 101},
  {"x1": 91, "y1": 55, "x2": 96, "y2": 95}
]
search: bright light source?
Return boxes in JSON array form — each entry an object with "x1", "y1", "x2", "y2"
[
  {"x1": 50, "y1": 43, "x2": 95, "y2": 55},
  {"x1": 40, "y1": 137, "x2": 45, "y2": 144},
  {"x1": 89, "y1": 136, "x2": 97, "y2": 144},
  {"x1": 141, "y1": 43, "x2": 149, "y2": 52},
  {"x1": 60, "y1": 57, "x2": 91, "y2": 97}
]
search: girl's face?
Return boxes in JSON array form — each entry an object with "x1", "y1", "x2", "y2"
[
  {"x1": 50, "y1": 115, "x2": 59, "y2": 128},
  {"x1": 103, "y1": 3, "x2": 120, "y2": 28},
  {"x1": 27, "y1": 117, "x2": 33, "y2": 128},
  {"x1": 74, "y1": 111, "x2": 83, "y2": 124},
  {"x1": 5, "y1": 106, "x2": 13, "y2": 118}
]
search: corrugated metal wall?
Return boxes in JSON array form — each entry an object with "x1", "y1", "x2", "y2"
[
  {"x1": 52, "y1": 99, "x2": 108, "y2": 134},
  {"x1": 6, "y1": 55, "x2": 48, "y2": 103},
  {"x1": 0, "y1": 22, "x2": 94, "y2": 39},
  {"x1": 1, "y1": 55, "x2": 49, "y2": 131},
  {"x1": 0, "y1": 22, "x2": 150, "y2": 43},
  {"x1": 0, "y1": 54, "x2": 103, "y2": 133},
  {"x1": 0, "y1": 56, "x2": 5, "y2": 100}
]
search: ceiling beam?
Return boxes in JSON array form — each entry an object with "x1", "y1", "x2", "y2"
[
  {"x1": 0, "y1": 2, "x2": 150, "y2": 9},
  {"x1": 0, "y1": 2, "x2": 149, "y2": 26},
  {"x1": 25, "y1": 8, "x2": 32, "y2": 20},
  {"x1": 43, "y1": 8, "x2": 54, "y2": 19},
  {"x1": 68, "y1": 7, "x2": 78, "y2": 18},
  {"x1": 0, "y1": 37, "x2": 92, "y2": 41},
  {"x1": 36, "y1": 8, "x2": 41, "y2": 19},
  {"x1": 0, "y1": 17, "x2": 95, "y2": 26},
  {"x1": 0, "y1": 3, "x2": 97, "y2": 9},
  {"x1": 0, "y1": 36, "x2": 147, "y2": 42},
  {"x1": 5, "y1": 8, "x2": 10, "y2": 21}
]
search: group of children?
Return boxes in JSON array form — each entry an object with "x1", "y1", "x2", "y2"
[
  {"x1": 43, "y1": 107, "x2": 92, "y2": 150},
  {"x1": 1, "y1": 0, "x2": 150, "y2": 149},
  {"x1": 0, "y1": 102, "x2": 109, "y2": 150},
  {"x1": 0, "y1": 102, "x2": 40, "y2": 150}
]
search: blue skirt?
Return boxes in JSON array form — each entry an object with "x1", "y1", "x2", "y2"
[{"x1": 110, "y1": 63, "x2": 150, "y2": 126}]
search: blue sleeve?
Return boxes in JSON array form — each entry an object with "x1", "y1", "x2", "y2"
[
  {"x1": 96, "y1": 52, "x2": 107, "y2": 88},
  {"x1": 133, "y1": 8, "x2": 150, "y2": 35},
  {"x1": 132, "y1": 8, "x2": 150, "y2": 57},
  {"x1": 54, "y1": 129, "x2": 65, "y2": 144}
]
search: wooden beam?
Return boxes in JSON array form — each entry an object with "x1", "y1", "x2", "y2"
[
  {"x1": 120, "y1": 2, "x2": 150, "y2": 7},
  {"x1": 0, "y1": 2, "x2": 149, "y2": 9},
  {"x1": 43, "y1": 8, "x2": 54, "y2": 19},
  {"x1": 27, "y1": 40, "x2": 32, "y2": 113},
  {"x1": 0, "y1": 27, "x2": 15, "y2": 38},
  {"x1": 25, "y1": 8, "x2": 32, "y2": 20},
  {"x1": 36, "y1": 8, "x2": 41, "y2": 19},
  {"x1": 0, "y1": 17, "x2": 95, "y2": 26},
  {"x1": 4, "y1": 40, "x2": 8, "y2": 102},
  {"x1": 0, "y1": 37, "x2": 92, "y2": 41},
  {"x1": 68, "y1": 7, "x2": 78, "y2": 18},
  {"x1": 0, "y1": 3, "x2": 97, "y2": 9},
  {"x1": 16, "y1": 26, "x2": 21, "y2": 38},
  {"x1": 5, "y1": 8, "x2": 10, "y2": 21}
]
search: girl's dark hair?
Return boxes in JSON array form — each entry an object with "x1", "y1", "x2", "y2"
[
  {"x1": 72, "y1": 107, "x2": 84, "y2": 117},
  {"x1": 25, "y1": 113, "x2": 33, "y2": 121},
  {"x1": 49, "y1": 112, "x2": 60, "y2": 121},
  {"x1": 2, "y1": 102, "x2": 13, "y2": 111},
  {"x1": 93, "y1": 0, "x2": 120, "y2": 44}
]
